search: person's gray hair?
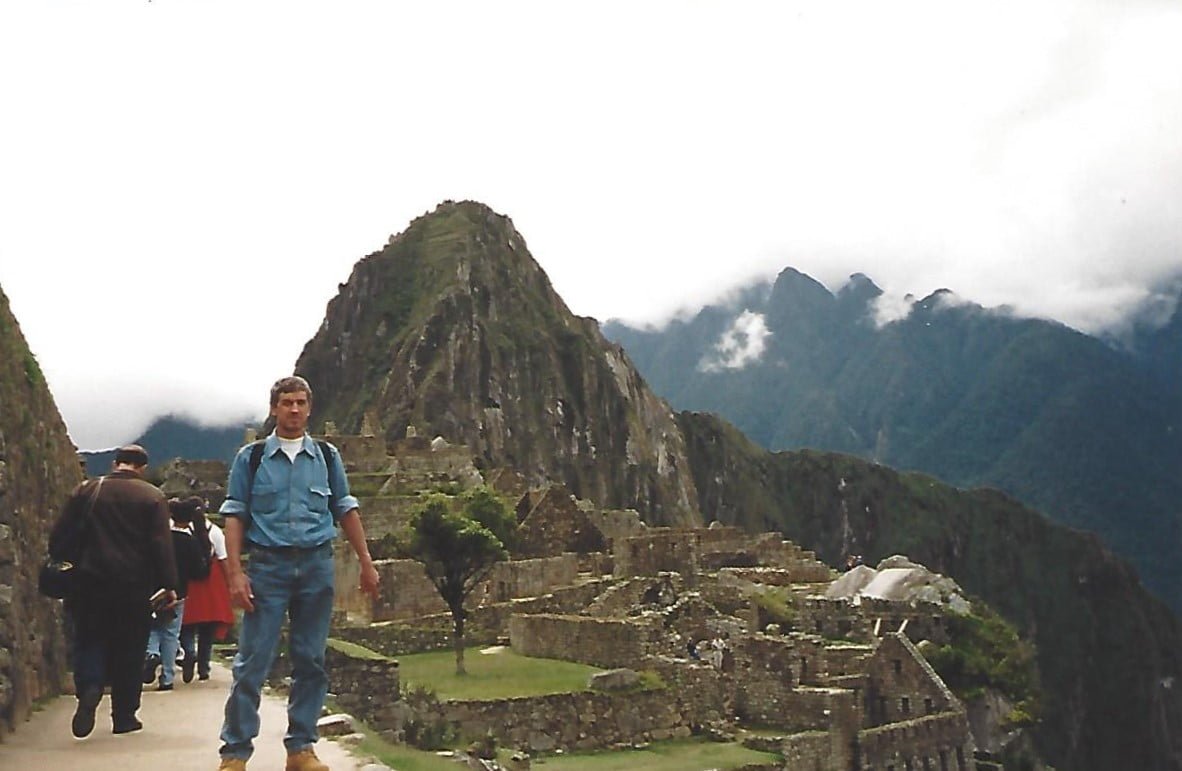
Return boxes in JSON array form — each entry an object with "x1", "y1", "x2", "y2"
[{"x1": 270, "y1": 375, "x2": 313, "y2": 408}]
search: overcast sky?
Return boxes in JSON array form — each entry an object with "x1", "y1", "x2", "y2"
[{"x1": 2, "y1": 1, "x2": 1180, "y2": 450}]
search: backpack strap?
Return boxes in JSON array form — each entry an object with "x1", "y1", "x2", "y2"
[
  {"x1": 248, "y1": 440, "x2": 266, "y2": 482},
  {"x1": 245, "y1": 438, "x2": 336, "y2": 491}
]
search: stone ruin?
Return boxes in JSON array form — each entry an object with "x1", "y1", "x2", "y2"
[{"x1": 178, "y1": 424, "x2": 984, "y2": 770}]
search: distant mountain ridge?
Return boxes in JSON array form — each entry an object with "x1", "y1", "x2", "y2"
[
  {"x1": 80, "y1": 414, "x2": 251, "y2": 476},
  {"x1": 603, "y1": 267, "x2": 1182, "y2": 613}
]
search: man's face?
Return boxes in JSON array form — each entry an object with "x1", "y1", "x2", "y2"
[{"x1": 271, "y1": 390, "x2": 311, "y2": 438}]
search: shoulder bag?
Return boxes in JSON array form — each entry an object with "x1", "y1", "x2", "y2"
[{"x1": 38, "y1": 477, "x2": 104, "y2": 599}]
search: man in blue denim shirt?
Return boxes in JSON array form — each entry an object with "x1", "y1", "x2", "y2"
[{"x1": 217, "y1": 376, "x2": 380, "y2": 771}]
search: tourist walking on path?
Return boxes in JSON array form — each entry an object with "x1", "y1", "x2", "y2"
[
  {"x1": 144, "y1": 496, "x2": 209, "y2": 690},
  {"x1": 217, "y1": 376, "x2": 381, "y2": 771},
  {"x1": 48, "y1": 444, "x2": 179, "y2": 738},
  {"x1": 181, "y1": 500, "x2": 235, "y2": 683}
]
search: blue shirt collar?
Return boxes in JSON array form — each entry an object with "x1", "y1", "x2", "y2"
[{"x1": 264, "y1": 431, "x2": 316, "y2": 456}]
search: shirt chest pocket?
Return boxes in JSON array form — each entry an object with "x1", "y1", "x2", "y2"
[
  {"x1": 251, "y1": 483, "x2": 280, "y2": 515},
  {"x1": 308, "y1": 485, "x2": 331, "y2": 515}
]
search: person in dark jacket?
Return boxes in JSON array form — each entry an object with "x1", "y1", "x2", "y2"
[
  {"x1": 143, "y1": 496, "x2": 209, "y2": 690},
  {"x1": 48, "y1": 444, "x2": 179, "y2": 738}
]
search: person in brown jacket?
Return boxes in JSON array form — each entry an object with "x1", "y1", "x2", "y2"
[{"x1": 49, "y1": 444, "x2": 179, "y2": 738}]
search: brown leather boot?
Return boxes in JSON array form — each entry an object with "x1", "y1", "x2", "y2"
[
  {"x1": 284, "y1": 748, "x2": 329, "y2": 771},
  {"x1": 217, "y1": 758, "x2": 247, "y2": 771}
]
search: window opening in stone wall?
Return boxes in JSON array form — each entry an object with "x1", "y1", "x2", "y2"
[
  {"x1": 901, "y1": 696, "x2": 910, "y2": 715},
  {"x1": 893, "y1": 659, "x2": 902, "y2": 675},
  {"x1": 924, "y1": 696, "x2": 933, "y2": 713}
]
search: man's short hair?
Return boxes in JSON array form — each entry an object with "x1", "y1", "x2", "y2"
[
  {"x1": 270, "y1": 375, "x2": 313, "y2": 408},
  {"x1": 114, "y1": 444, "x2": 149, "y2": 467}
]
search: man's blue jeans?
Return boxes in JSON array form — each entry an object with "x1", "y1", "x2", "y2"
[{"x1": 219, "y1": 543, "x2": 334, "y2": 760}]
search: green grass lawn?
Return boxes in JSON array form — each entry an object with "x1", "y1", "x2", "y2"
[
  {"x1": 395, "y1": 645, "x2": 605, "y2": 700},
  {"x1": 531, "y1": 739, "x2": 780, "y2": 770},
  {"x1": 355, "y1": 737, "x2": 779, "y2": 771}
]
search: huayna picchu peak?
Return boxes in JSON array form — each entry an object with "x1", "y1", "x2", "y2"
[{"x1": 295, "y1": 200, "x2": 700, "y2": 526}]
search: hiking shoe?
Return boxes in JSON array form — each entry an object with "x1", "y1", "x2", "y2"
[
  {"x1": 112, "y1": 717, "x2": 143, "y2": 734},
  {"x1": 198, "y1": 671, "x2": 211, "y2": 681},
  {"x1": 217, "y1": 759, "x2": 247, "y2": 771},
  {"x1": 182, "y1": 658, "x2": 196, "y2": 683},
  {"x1": 71, "y1": 687, "x2": 102, "y2": 738},
  {"x1": 142, "y1": 653, "x2": 162, "y2": 684},
  {"x1": 285, "y1": 748, "x2": 329, "y2": 771}
]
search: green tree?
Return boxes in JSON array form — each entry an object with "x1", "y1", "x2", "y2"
[{"x1": 405, "y1": 487, "x2": 516, "y2": 674}]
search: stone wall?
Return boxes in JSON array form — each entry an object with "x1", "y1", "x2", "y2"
[
  {"x1": 335, "y1": 617, "x2": 479, "y2": 657},
  {"x1": 864, "y1": 634, "x2": 960, "y2": 728},
  {"x1": 795, "y1": 597, "x2": 875, "y2": 643},
  {"x1": 323, "y1": 433, "x2": 389, "y2": 472},
  {"x1": 336, "y1": 579, "x2": 615, "y2": 656},
  {"x1": 779, "y1": 730, "x2": 834, "y2": 769},
  {"x1": 515, "y1": 485, "x2": 607, "y2": 559},
  {"x1": 332, "y1": 547, "x2": 371, "y2": 621},
  {"x1": 860, "y1": 598, "x2": 951, "y2": 646},
  {"x1": 858, "y1": 712, "x2": 974, "y2": 771},
  {"x1": 387, "y1": 442, "x2": 483, "y2": 488},
  {"x1": 370, "y1": 559, "x2": 449, "y2": 622},
  {"x1": 321, "y1": 647, "x2": 403, "y2": 729},
  {"x1": 509, "y1": 614, "x2": 659, "y2": 669},
  {"x1": 441, "y1": 689, "x2": 692, "y2": 753},
  {"x1": 614, "y1": 529, "x2": 700, "y2": 586},
  {"x1": 364, "y1": 554, "x2": 584, "y2": 623},
  {"x1": 350, "y1": 496, "x2": 417, "y2": 540},
  {"x1": 0, "y1": 288, "x2": 85, "y2": 736},
  {"x1": 435, "y1": 658, "x2": 734, "y2": 753},
  {"x1": 478, "y1": 553, "x2": 579, "y2": 604},
  {"x1": 270, "y1": 642, "x2": 402, "y2": 729},
  {"x1": 582, "y1": 574, "x2": 685, "y2": 618}
]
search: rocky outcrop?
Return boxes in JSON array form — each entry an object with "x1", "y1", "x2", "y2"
[
  {"x1": 0, "y1": 286, "x2": 82, "y2": 736},
  {"x1": 295, "y1": 201, "x2": 697, "y2": 526}
]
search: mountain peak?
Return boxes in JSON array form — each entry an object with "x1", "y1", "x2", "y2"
[
  {"x1": 836, "y1": 272, "x2": 883, "y2": 307},
  {"x1": 293, "y1": 204, "x2": 700, "y2": 524}
]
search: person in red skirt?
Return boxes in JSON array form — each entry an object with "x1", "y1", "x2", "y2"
[{"x1": 179, "y1": 497, "x2": 235, "y2": 682}]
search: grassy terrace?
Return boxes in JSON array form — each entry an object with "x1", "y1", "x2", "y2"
[
  {"x1": 358, "y1": 736, "x2": 780, "y2": 771},
  {"x1": 333, "y1": 642, "x2": 782, "y2": 769},
  {"x1": 394, "y1": 645, "x2": 604, "y2": 700}
]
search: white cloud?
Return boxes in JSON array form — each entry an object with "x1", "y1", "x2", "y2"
[
  {"x1": 699, "y1": 311, "x2": 772, "y2": 372},
  {"x1": 869, "y1": 293, "x2": 918, "y2": 329}
]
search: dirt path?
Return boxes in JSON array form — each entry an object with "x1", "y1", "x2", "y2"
[{"x1": 0, "y1": 663, "x2": 372, "y2": 770}]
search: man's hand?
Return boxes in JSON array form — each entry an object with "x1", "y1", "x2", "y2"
[
  {"x1": 228, "y1": 569, "x2": 254, "y2": 612},
  {"x1": 359, "y1": 563, "x2": 380, "y2": 600}
]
